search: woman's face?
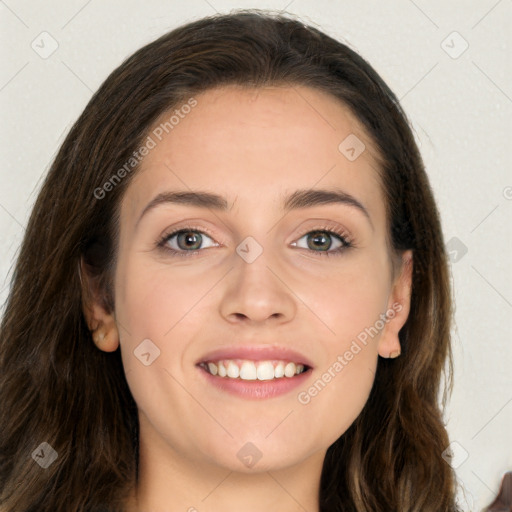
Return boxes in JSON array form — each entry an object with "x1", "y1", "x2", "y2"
[{"x1": 110, "y1": 85, "x2": 412, "y2": 474}]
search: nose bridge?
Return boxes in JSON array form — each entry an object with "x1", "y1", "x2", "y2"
[{"x1": 219, "y1": 234, "x2": 296, "y2": 323}]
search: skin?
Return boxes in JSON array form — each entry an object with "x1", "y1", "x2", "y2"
[{"x1": 82, "y1": 84, "x2": 413, "y2": 512}]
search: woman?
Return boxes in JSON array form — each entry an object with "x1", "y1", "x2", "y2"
[{"x1": 0, "y1": 9, "x2": 460, "y2": 511}]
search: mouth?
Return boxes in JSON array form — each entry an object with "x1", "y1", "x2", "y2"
[
  {"x1": 198, "y1": 359, "x2": 310, "y2": 380},
  {"x1": 195, "y1": 346, "x2": 313, "y2": 400}
]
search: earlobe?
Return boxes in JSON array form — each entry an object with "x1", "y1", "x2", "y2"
[
  {"x1": 378, "y1": 250, "x2": 413, "y2": 359},
  {"x1": 91, "y1": 323, "x2": 119, "y2": 352},
  {"x1": 79, "y1": 258, "x2": 120, "y2": 352}
]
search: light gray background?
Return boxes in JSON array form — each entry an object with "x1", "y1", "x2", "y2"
[{"x1": 1, "y1": 1, "x2": 511, "y2": 510}]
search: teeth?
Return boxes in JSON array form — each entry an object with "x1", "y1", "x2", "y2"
[
  {"x1": 240, "y1": 361, "x2": 257, "y2": 380},
  {"x1": 256, "y1": 361, "x2": 274, "y2": 381},
  {"x1": 284, "y1": 362, "x2": 296, "y2": 377},
  {"x1": 226, "y1": 361, "x2": 240, "y2": 378},
  {"x1": 207, "y1": 362, "x2": 218, "y2": 376},
  {"x1": 274, "y1": 362, "x2": 285, "y2": 378},
  {"x1": 201, "y1": 359, "x2": 308, "y2": 380}
]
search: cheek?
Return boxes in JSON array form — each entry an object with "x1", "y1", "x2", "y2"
[
  {"x1": 296, "y1": 304, "x2": 380, "y2": 447},
  {"x1": 284, "y1": 252, "x2": 389, "y2": 442},
  {"x1": 298, "y1": 350, "x2": 376, "y2": 449},
  {"x1": 115, "y1": 255, "x2": 224, "y2": 387},
  {"x1": 299, "y1": 250, "x2": 391, "y2": 347},
  {"x1": 113, "y1": 255, "x2": 190, "y2": 385},
  {"x1": 114, "y1": 259, "x2": 209, "y2": 427},
  {"x1": 115, "y1": 255, "x2": 205, "y2": 342}
]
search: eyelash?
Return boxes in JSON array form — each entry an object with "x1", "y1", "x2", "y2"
[{"x1": 156, "y1": 224, "x2": 354, "y2": 259}]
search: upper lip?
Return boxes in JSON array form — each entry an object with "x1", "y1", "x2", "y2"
[{"x1": 196, "y1": 345, "x2": 314, "y2": 368}]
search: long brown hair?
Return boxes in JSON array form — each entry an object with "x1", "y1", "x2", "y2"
[{"x1": 0, "y1": 9, "x2": 460, "y2": 511}]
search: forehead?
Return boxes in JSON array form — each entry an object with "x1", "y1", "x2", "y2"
[{"x1": 121, "y1": 85, "x2": 385, "y2": 227}]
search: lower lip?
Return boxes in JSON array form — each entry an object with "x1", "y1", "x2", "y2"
[{"x1": 197, "y1": 365, "x2": 312, "y2": 400}]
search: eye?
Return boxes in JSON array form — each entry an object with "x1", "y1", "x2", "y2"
[
  {"x1": 157, "y1": 227, "x2": 218, "y2": 256},
  {"x1": 156, "y1": 226, "x2": 353, "y2": 258},
  {"x1": 291, "y1": 228, "x2": 352, "y2": 256}
]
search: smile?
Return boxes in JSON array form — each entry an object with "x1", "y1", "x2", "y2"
[{"x1": 199, "y1": 359, "x2": 308, "y2": 380}]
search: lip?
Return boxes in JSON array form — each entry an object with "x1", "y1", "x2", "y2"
[
  {"x1": 197, "y1": 364, "x2": 313, "y2": 400},
  {"x1": 196, "y1": 345, "x2": 314, "y2": 368}
]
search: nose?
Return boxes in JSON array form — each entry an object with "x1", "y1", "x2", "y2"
[{"x1": 218, "y1": 247, "x2": 297, "y2": 326}]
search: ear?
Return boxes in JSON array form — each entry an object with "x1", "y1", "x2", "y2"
[
  {"x1": 378, "y1": 249, "x2": 413, "y2": 359},
  {"x1": 79, "y1": 257, "x2": 119, "y2": 352}
]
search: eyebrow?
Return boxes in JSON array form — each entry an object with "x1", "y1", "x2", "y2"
[{"x1": 135, "y1": 188, "x2": 373, "y2": 230}]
